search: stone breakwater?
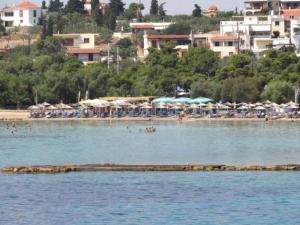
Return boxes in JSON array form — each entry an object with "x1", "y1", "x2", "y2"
[{"x1": 2, "y1": 164, "x2": 300, "y2": 174}]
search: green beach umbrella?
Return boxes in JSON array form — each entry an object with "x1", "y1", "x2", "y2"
[{"x1": 171, "y1": 97, "x2": 193, "y2": 104}]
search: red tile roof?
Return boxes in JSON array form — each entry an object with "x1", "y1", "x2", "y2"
[
  {"x1": 15, "y1": 0, "x2": 40, "y2": 9},
  {"x1": 211, "y1": 35, "x2": 238, "y2": 41},
  {"x1": 147, "y1": 34, "x2": 190, "y2": 40},
  {"x1": 132, "y1": 24, "x2": 154, "y2": 29},
  {"x1": 282, "y1": 9, "x2": 300, "y2": 17},
  {"x1": 66, "y1": 48, "x2": 102, "y2": 54}
]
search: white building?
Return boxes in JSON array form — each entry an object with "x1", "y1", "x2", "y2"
[
  {"x1": 54, "y1": 33, "x2": 103, "y2": 65},
  {"x1": 0, "y1": 0, "x2": 42, "y2": 27}
]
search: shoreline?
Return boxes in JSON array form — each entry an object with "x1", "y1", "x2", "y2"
[
  {"x1": 3, "y1": 164, "x2": 300, "y2": 174},
  {"x1": 0, "y1": 110, "x2": 299, "y2": 122}
]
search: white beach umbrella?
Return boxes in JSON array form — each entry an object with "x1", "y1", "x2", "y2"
[
  {"x1": 56, "y1": 103, "x2": 73, "y2": 110},
  {"x1": 42, "y1": 102, "x2": 51, "y2": 107},
  {"x1": 238, "y1": 105, "x2": 248, "y2": 110},
  {"x1": 111, "y1": 99, "x2": 131, "y2": 107},
  {"x1": 189, "y1": 104, "x2": 199, "y2": 109},
  {"x1": 254, "y1": 106, "x2": 266, "y2": 110},
  {"x1": 47, "y1": 105, "x2": 57, "y2": 110},
  {"x1": 28, "y1": 105, "x2": 39, "y2": 110}
]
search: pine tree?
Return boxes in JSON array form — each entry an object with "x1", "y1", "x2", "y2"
[
  {"x1": 192, "y1": 4, "x2": 201, "y2": 17},
  {"x1": 42, "y1": 0, "x2": 47, "y2": 9},
  {"x1": 158, "y1": 3, "x2": 166, "y2": 18},
  {"x1": 65, "y1": 0, "x2": 84, "y2": 14},
  {"x1": 92, "y1": 0, "x2": 103, "y2": 26},
  {"x1": 47, "y1": 17, "x2": 54, "y2": 37},
  {"x1": 150, "y1": 0, "x2": 158, "y2": 15},
  {"x1": 109, "y1": 0, "x2": 125, "y2": 16},
  {"x1": 48, "y1": 0, "x2": 63, "y2": 12},
  {"x1": 105, "y1": 8, "x2": 116, "y2": 30}
]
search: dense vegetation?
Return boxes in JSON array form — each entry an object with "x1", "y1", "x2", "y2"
[
  {"x1": 0, "y1": 36, "x2": 299, "y2": 108},
  {"x1": 0, "y1": 0, "x2": 298, "y2": 108}
]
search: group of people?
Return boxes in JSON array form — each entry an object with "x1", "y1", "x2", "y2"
[
  {"x1": 5, "y1": 122, "x2": 32, "y2": 134},
  {"x1": 145, "y1": 127, "x2": 156, "y2": 133}
]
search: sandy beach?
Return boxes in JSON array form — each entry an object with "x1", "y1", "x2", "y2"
[{"x1": 0, "y1": 110, "x2": 299, "y2": 122}]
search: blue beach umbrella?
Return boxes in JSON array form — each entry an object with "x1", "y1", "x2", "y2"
[{"x1": 190, "y1": 97, "x2": 214, "y2": 104}]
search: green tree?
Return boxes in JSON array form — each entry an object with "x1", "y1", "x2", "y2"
[
  {"x1": 164, "y1": 22, "x2": 191, "y2": 35},
  {"x1": 42, "y1": 0, "x2": 47, "y2": 9},
  {"x1": 261, "y1": 80, "x2": 294, "y2": 103},
  {"x1": 158, "y1": 3, "x2": 166, "y2": 18},
  {"x1": 64, "y1": 0, "x2": 84, "y2": 14},
  {"x1": 150, "y1": 0, "x2": 159, "y2": 15},
  {"x1": 91, "y1": 0, "x2": 104, "y2": 26},
  {"x1": 124, "y1": 3, "x2": 145, "y2": 20},
  {"x1": 48, "y1": 0, "x2": 63, "y2": 12},
  {"x1": 109, "y1": 0, "x2": 125, "y2": 16},
  {"x1": 105, "y1": 8, "x2": 117, "y2": 30},
  {"x1": 192, "y1": 4, "x2": 202, "y2": 17}
]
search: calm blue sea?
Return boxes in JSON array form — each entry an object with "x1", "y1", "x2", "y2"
[{"x1": 0, "y1": 121, "x2": 300, "y2": 225}]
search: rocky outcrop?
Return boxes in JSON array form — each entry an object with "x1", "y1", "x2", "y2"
[{"x1": 2, "y1": 164, "x2": 300, "y2": 174}]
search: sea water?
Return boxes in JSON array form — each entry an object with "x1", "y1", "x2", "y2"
[{"x1": 0, "y1": 121, "x2": 300, "y2": 224}]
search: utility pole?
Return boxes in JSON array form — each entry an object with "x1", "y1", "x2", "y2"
[
  {"x1": 116, "y1": 46, "x2": 120, "y2": 75},
  {"x1": 107, "y1": 43, "x2": 110, "y2": 69},
  {"x1": 35, "y1": 90, "x2": 38, "y2": 106},
  {"x1": 296, "y1": 83, "x2": 299, "y2": 105},
  {"x1": 237, "y1": 21, "x2": 240, "y2": 54}
]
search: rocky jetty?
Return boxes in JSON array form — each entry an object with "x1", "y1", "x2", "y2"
[{"x1": 2, "y1": 164, "x2": 300, "y2": 174}]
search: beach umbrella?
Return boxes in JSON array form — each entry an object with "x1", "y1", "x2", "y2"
[
  {"x1": 42, "y1": 102, "x2": 51, "y2": 107},
  {"x1": 171, "y1": 97, "x2": 193, "y2": 104},
  {"x1": 216, "y1": 103, "x2": 230, "y2": 110},
  {"x1": 189, "y1": 104, "x2": 199, "y2": 109},
  {"x1": 287, "y1": 104, "x2": 299, "y2": 109},
  {"x1": 80, "y1": 99, "x2": 95, "y2": 105},
  {"x1": 254, "y1": 106, "x2": 266, "y2": 110},
  {"x1": 172, "y1": 105, "x2": 182, "y2": 109},
  {"x1": 156, "y1": 103, "x2": 167, "y2": 109},
  {"x1": 190, "y1": 97, "x2": 213, "y2": 104},
  {"x1": 263, "y1": 100, "x2": 272, "y2": 104},
  {"x1": 141, "y1": 105, "x2": 152, "y2": 109},
  {"x1": 111, "y1": 99, "x2": 131, "y2": 107},
  {"x1": 56, "y1": 103, "x2": 73, "y2": 110},
  {"x1": 207, "y1": 103, "x2": 216, "y2": 110},
  {"x1": 280, "y1": 103, "x2": 288, "y2": 108},
  {"x1": 47, "y1": 105, "x2": 57, "y2": 110},
  {"x1": 237, "y1": 105, "x2": 248, "y2": 110},
  {"x1": 152, "y1": 97, "x2": 174, "y2": 104},
  {"x1": 28, "y1": 105, "x2": 39, "y2": 110},
  {"x1": 255, "y1": 102, "x2": 263, "y2": 106},
  {"x1": 129, "y1": 104, "x2": 138, "y2": 109}
]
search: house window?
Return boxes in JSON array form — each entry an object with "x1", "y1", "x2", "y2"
[
  {"x1": 4, "y1": 12, "x2": 13, "y2": 17},
  {"x1": 33, "y1": 19, "x2": 36, "y2": 24},
  {"x1": 33, "y1": 10, "x2": 37, "y2": 17},
  {"x1": 214, "y1": 41, "x2": 220, "y2": 47},
  {"x1": 229, "y1": 52, "x2": 234, "y2": 56},
  {"x1": 228, "y1": 41, "x2": 233, "y2": 46},
  {"x1": 275, "y1": 21, "x2": 280, "y2": 26},
  {"x1": 20, "y1": 20, "x2": 23, "y2": 23},
  {"x1": 19, "y1": 10, "x2": 23, "y2": 17},
  {"x1": 84, "y1": 38, "x2": 90, "y2": 43}
]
